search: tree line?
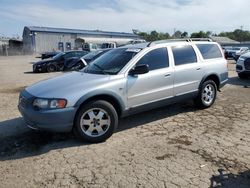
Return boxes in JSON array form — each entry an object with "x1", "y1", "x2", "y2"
[{"x1": 134, "y1": 29, "x2": 250, "y2": 42}]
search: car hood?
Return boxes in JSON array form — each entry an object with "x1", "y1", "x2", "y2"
[
  {"x1": 240, "y1": 52, "x2": 250, "y2": 58},
  {"x1": 26, "y1": 71, "x2": 111, "y2": 99},
  {"x1": 34, "y1": 59, "x2": 55, "y2": 65}
]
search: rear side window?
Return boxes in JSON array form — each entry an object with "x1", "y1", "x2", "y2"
[
  {"x1": 137, "y1": 48, "x2": 169, "y2": 71},
  {"x1": 75, "y1": 51, "x2": 88, "y2": 57},
  {"x1": 196, "y1": 44, "x2": 222, "y2": 59},
  {"x1": 64, "y1": 52, "x2": 75, "y2": 59},
  {"x1": 172, "y1": 45, "x2": 197, "y2": 66}
]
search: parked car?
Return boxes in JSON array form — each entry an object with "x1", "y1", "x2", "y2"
[
  {"x1": 33, "y1": 51, "x2": 88, "y2": 73},
  {"x1": 64, "y1": 49, "x2": 111, "y2": 71},
  {"x1": 128, "y1": 39, "x2": 147, "y2": 44},
  {"x1": 19, "y1": 40, "x2": 228, "y2": 143},
  {"x1": 101, "y1": 42, "x2": 117, "y2": 49},
  {"x1": 236, "y1": 52, "x2": 250, "y2": 79},
  {"x1": 82, "y1": 43, "x2": 98, "y2": 52},
  {"x1": 232, "y1": 49, "x2": 250, "y2": 61},
  {"x1": 225, "y1": 47, "x2": 248, "y2": 59},
  {"x1": 222, "y1": 46, "x2": 232, "y2": 59}
]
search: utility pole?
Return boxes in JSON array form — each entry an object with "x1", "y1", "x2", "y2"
[{"x1": 240, "y1": 25, "x2": 243, "y2": 43}]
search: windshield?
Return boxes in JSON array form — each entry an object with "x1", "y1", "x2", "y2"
[
  {"x1": 83, "y1": 48, "x2": 140, "y2": 75},
  {"x1": 53, "y1": 52, "x2": 64, "y2": 60},
  {"x1": 82, "y1": 50, "x2": 103, "y2": 60}
]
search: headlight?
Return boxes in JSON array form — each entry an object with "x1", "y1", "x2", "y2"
[
  {"x1": 239, "y1": 57, "x2": 246, "y2": 60},
  {"x1": 33, "y1": 98, "x2": 67, "y2": 110},
  {"x1": 238, "y1": 57, "x2": 246, "y2": 63}
]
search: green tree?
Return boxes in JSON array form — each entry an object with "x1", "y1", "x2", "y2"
[
  {"x1": 137, "y1": 31, "x2": 171, "y2": 41},
  {"x1": 181, "y1": 31, "x2": 189, "y2": 38},
  {"x1": 191, "y1": 31, "x2": 211, "y2": 38},
  {"x1": 218, "y1": 29, "x2": 250, "y2": 42},
  {"x1": 173, "y1": 30, "x2": 182, "y2": 38}
]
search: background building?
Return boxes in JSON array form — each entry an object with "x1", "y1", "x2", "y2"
[
  {"x1": 210, "y1": 36, "x2": 240, "y2": 46},
  {"x1": 22, "y1": 26, "x2": 140, "y2": 54},
  {"x1": 0, "y1": 37, "x2": 9, "y2": 56}
]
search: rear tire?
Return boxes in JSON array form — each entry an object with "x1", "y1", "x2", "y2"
[
  {"x1": 73, "y1": 100, "x2": 118, "y2": 143},
  {"x1": 195, "y1": 80, "x2": 217, "y2": 108},
  {"x1": 47, "y1": 64, "x2": 57, "y2": 72}
]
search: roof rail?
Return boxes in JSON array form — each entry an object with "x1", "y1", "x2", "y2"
[
  {"x1": 147, "y1": 38, "x2": 212, "y2": 47},
  {"x1": 190, "y1": 38, "x2": 212, "y2": 42}
]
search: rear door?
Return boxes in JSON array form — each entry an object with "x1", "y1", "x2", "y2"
[
  {"x1": 171, "y1": 45, "x2": 204, "y2": 96},
  {"x1": 127, "y1": 47, "x2": 174, "y2": 108}
]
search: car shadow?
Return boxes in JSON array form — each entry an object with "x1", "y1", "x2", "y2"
[
  {"x1": 227, "y1": 76, "x2": 250, "y2": 88},
  {"x1": 0, "y1": 102, "x2": 197, "y2": 161},
  {"x1": 0, "y1": 117, "x2": 82, "y2": 161},
  {"x1": 118, "y1": 101, "x2": 196, "y2": 132},
  {"x1": 23, "y1": 71, "x2": 36, "y2": 74},
  {"x1": 210, "y1": 169, "x2": 250, "y2": 188}
]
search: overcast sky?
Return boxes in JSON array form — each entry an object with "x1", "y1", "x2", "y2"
[{"x1": 0, "y1": 0, "x2": 249, "y2": 37}]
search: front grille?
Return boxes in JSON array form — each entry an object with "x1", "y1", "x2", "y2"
[
  {"x1": 244, "y1": 59, "x2": 250, "y2": 70},
  {"x1": 19, "y1": 95, "x2": 27, "y2": 108}
]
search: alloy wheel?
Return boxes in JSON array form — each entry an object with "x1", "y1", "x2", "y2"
[{"x1": 80, "y1": 108, "x2": 111, "y2": 137}]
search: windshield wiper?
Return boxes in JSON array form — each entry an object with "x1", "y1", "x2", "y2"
[{"x1": 92, "y1": 63, "x2": 109, "y2": 75}]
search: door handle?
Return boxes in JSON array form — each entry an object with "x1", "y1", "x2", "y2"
[
  {"x1": 164, "y1": 73, "x2": 171, "y2": 77},
  {"x1": 196, "y1": 67, "x2": 201, "y2": 70}
]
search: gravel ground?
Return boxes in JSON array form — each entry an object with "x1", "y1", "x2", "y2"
[{"x1": 0, "y1": 56, "x2": 249, "y2": 188}]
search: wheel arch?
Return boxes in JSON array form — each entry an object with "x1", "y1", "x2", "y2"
[
  {"x1": 74, "y1": 92, "x2": 125, "y2": 121},
  {"x1": 199, "y1": 73, "x2": 220, "y2": 90}
]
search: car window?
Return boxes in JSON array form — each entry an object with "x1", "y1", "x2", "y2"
[
  {"x1": 53, "y1": 52, "x2": 64, "y2": 60},
  {"x1": 64, "y1": 52, "x2": 75, "y2": 59},
  {"x1": 137, "y1": 48, "x2": 169, "y2": 71},
  {"x1": 75, "y1": 51, "x2": 87, "y2": 57},
  {"x1": 196, "y1": 44, "x2": 222, "y2": 59},
  {"x1": 82, "y1": 50, "x2": 103, "y2": 59},
  {"x1": 172, "y1": 45, "x2": 197, "y2": 66},
  {"x1": 84, "y1": 48, "x2": 140, "y2": 75}
]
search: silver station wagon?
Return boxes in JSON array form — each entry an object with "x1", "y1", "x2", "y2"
[{"x1": 19, "y1": 39, "x2": 228, "y2": 142}]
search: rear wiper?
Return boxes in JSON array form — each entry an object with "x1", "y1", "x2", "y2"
[{"x1": 92, "y1": 63, "x2": 108, "y2": 75}]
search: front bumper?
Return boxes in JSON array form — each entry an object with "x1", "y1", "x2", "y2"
[
  {"x1": 33, "y1": 64, "x2": 47, "y2": 73},
  {"x1": 219, "y1": 72, "x2": 228, "y2": 89},
  {"x1": 236, "y1": 59, "x2": 250, "y2": 74},
  {"x1": 18, "y1": 90, "x2": 77, "y2": 132}
]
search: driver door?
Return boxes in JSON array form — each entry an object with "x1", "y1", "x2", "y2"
[{"x1": 127, "y1": 47, "x2": 174, "y2": 108}]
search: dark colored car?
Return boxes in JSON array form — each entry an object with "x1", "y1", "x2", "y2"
[
  {"x1": 224, "y1": 47, "x2": 248, "y2": 59},
  {"x1": 232, "y1": 50, "x2": 250, "y2": 61},
  {"x1": 236, "y1": 52, "x2": 250, "y2": 79},
  {"x1": 64, "y1": 49, "x2": 111, "y2": 71},
  {"x1": 33, "y1": 51, "x2": 89, "y2": 73}
]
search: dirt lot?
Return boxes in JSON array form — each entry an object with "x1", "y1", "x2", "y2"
[{"x1": 0, "y1": 56, "x2": 249, "y2": 188}]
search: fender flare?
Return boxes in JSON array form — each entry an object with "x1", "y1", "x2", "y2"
[
  {"x1": 198, "y1": 73, "x2": 220, "y2": 91},
  {"x1": 74, "y1": 90, "x2": 126, "y2": 114}
]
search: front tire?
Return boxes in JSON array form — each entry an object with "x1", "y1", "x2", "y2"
[
  {"x1": 195, "y1": 80, "x2": 217, "y2": 108},
  {"x1": 47, "y1": 64, "x2": 57, "y2": 72},
  {"x1": 73, "y1": 100, "x2": 118, "y2": 143}
]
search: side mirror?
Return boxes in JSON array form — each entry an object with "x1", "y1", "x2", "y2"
[{"x1": 129, "y1": 64, "x2": 149, "y2": 75}]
